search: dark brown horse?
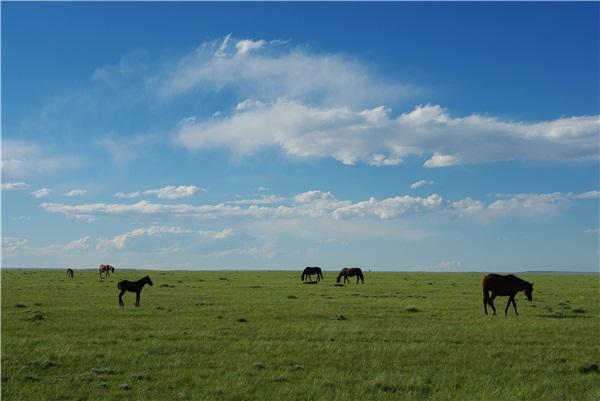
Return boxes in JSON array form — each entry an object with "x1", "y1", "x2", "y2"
[
  {"x1": 336, "y1": 267, "x2": 364, "y2": 284},
  {"x1": 482, "y1": 274, "x2": 533, "y2": 315},
  {"x1": 66, "y1": 268, "x2": 74, "y2": 278},
  {"x1": 118, "y1": 275, "x2": 153, "y2": 307},
  {"x1": 301, "y1": 266, "x2": 323, "y2": 282},
  {"x1": 99, "y1": 264, "x2": 115, "y2": 278}
]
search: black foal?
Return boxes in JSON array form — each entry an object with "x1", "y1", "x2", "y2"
[{"x1": 118, "y1": 275, "x2": 153, "y2": 307}]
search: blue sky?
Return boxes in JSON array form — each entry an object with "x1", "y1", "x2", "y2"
[{"x1": 2, "y1": 2, "x2": 598, "y2": 271}]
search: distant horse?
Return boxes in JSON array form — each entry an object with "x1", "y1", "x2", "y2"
[
  {"x1": 301, "y1": 266, "x2": 323, "y2": 282},
  {"x1": 337, "y1": 267, "x2": 364, "y2": 284},
  {"x1": 118, "y1": 275, "x2": 153, "y2": 307},
  {"x1": 482, "y1": 274, "x2": 534, "y2": 315},
  {"x1": 99, "y1": 264, "x2": 115, "y2": 279},
  {"x1": 66, "y1": 268, "x2": 74, "y2": 278}
]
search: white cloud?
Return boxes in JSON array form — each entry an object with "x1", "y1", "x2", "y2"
[
  {"x1": 65, "y1": 189, "x2": 87, "y2": 197},
  {"x1": 31, "y1": 188, "x2": 51, "y2": 198},
  {"x1": 41, "y1": 189, "x2": 596, "y2": 224},
  {"x1": 573, "y1": 190, "x2": 600, "y2": 199},
  {"x1": 584, "y1": 228, "x2": 599, "y2": 235},
  {"x1": 115, "y1": 185, "x2": 203, "y2": 200},
  {"x1": 96, "y1": 134, "x2": 157, "y2": 165},
  {"x1": 235, "y1": 39, "x2": 266, "y2": 55},
  {"x1": 436, "y1": 260, "x2": 463, "y2": 270},
  {"x1": 96, "y1": 225, "x2": 233, "y2": 251},
  {"x1": 177, "y1": 101, "x2": 599, "y2": 167},
  {"x1": 1, "y1": 237, "x2": 28, "y2": 252},
  {"x1": 227, "y1": 194, "x2": 285, "y2": 205},
  {"x1": 424, "y1": 153, "x2": 461, "y2": 168},
  {"x1": 410, "y1": 180, "x2": 433, "y2": 190},
  {"x1": 1, "y1": 182, "x2": 29, "y2": 191},
  {"x1": 64, "y1": 236, "x2": 91, "y2": 250},
  {"x1": 1, "y1": 139, "x2": 79, "y2": 179},
  {"x1": 156, "y1": 35, "x2": 409, "y2": 107}
]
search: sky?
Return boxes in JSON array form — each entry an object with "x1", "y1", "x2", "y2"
[{"x1": 1, "y1": 2, "x2": 599, "y2": 272}]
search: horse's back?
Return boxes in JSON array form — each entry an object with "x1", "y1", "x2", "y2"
[{"x1": 482, "y1": 274, "x2": 521, "y2": 295}]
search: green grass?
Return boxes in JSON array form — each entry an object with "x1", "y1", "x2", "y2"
[{"x1": 2, "y1": 270, "x2": 599, "y2": 401}]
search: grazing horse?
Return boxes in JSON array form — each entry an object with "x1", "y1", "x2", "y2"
[
  {"x1": 66, "y1": 268, "x2": 74, "y2": 278},
  {"x1": 482, "y1": 274, "x2": 534, "y2": 315},
  {"x1": 336, "y1": 267, "x2": 364, "y2": 284},
  {"x1": 301, "y1": 266, "x2": 323, "y2": 282},
  {"x1": 99, "y1": 264, "x2": 115, "y2": 278},
  {"x1": 118, "y1": 276, "x2": 153, "y2": 307}
]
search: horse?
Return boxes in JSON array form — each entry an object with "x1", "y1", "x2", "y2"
[
  {"x1": 118, "y1": 275, "x2": 153, "y2": 307},
  {"x1": 99, "y1": 264, "x2": 115, "y2": 279},
  {"x1": 336, "y1": 267, "x2": 364, "y2": 284},
  {"x1": 66, "y1": 268, "x2": 74, "y2": 278},
  {"x1": 301, "y1": 266, "x2": 323, "y2": 282},
  {"x1": 482, "y1": 274, "x2": 534, "y2": 315}
]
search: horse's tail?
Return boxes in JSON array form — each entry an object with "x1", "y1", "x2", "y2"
[{"x1": 117, "y1": 282, "x2": 122, "y2": 290}]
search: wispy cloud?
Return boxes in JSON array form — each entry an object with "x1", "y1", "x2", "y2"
[
  {"x1": 65, "y1": 189, "x2": 87, "y2": 197},
  {"x1": 1, "y1": 182, "x2": 29, "y2": 191},
  {"x1": 64, "y1": 236, "x2": 92, "y2": 250},
  {"x1": 31, "y1": 188, "x2": 51, "y2": 198},
  {"x1": 410, "y1": 180, "x2": 434, "y2": 190},
  {"x1": 154, "y1": 35, "x2": 409, "y2": 106},
  {"x1": 1, "y1": 236, "x2": 28, "y2": 252},
  {"x1": 1, "y1": 139, "x2": 79, "y2": 179},
  {"x1": 115, "y1": 185, "x2": 204, "y2": 200},
  {"x1": 96, "y1": 225, "x2": 233, "y2": 251}
]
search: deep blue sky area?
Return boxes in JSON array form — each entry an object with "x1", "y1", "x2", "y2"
[{"x1": 2, "y1": 2, "x2": 599, "y2": 271}]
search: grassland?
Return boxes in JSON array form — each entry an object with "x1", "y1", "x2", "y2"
[{"x1": 1, "y1": 269, "x2": 599, "y2": 401}]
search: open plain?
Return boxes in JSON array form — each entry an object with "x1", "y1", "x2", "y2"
[{"x1": 1, "y1": 270, "x2": 599, "y2": 401}]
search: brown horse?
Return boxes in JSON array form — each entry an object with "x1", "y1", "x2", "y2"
[
  {"x1": 66, "y1": 268, "x2": 74, "y2": 278},
  {"x1": 482, "y1": 274, "x2": 534, "y2": 315},
  {"x1": 336, "y1": 267, "x2": 364, "y2": 284},
  {"x1": 99, "y1": 264, "x2": 115, "y2": 278},
  {"x1": 301, "y1": 266, "x2": 323, "y2": 282}
]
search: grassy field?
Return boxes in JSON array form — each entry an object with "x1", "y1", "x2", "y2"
[{"x1": 1, "y1": 269, "x2": 599, "y2": 401}]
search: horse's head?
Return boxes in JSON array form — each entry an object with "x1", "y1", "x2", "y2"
[
  {"x1": 145, "y1": 276, "x2": 154, "y2": 286},
  {"x1": 524, "y1": 282, "x2": 534, "y2": 301}
]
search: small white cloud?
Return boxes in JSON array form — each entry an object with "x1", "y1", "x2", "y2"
[
  {"x1": 1, "y1": 236, "x2": 28, "y2": 252},
  {"x1": 424, "y1": 153, "x2": 461, "y2": 168},
  {"x1": 235, "y1": 99, "x2": 266, "y2": 111},
  {"x1": 410, "y1": 180, "x2": 434, "y2": 190},
  {"x1": 573, "y1": 191, "x2": 600, "y2": 199},
  {"x1": 235, "y1": 39, "x2": 266, "y2": 55},
  {"x1": 584, "y1": 228, "x2": 599, "y2": 235},
  {"x1": 31, "y1": 188, "x2": 51, "y2": 198},
  {"x1": 1, "y1": 182, "x2": 29, "y2": 191},
  {"x1": 65, "y1": 189, "x2": 87, "y2": 197},
  {"x1": 115, "y1": 185, "x2": 203, "y2": 200},
  {"x1": 64, "y1": 236, "x2": 91, "y2": 250},
  {"x1": 437, "y1": 260, "x2": 463, "y2": 270},
  {"x1": 96, "y1": 226, "x2": 233, "y2": 251},
  {"x1": 294, "y1": 190, "x2": 334, "y2": 204}
]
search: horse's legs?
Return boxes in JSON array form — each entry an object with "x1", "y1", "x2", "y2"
[
  {"x1": 512, "y1": 298, "x2": 519, "y2": 315},
  {"x1": 135, "y1": 292, "x2": 140, "y2": 307},
  {"x1": 504, "y1": 296, "x2": 513, "y2": 315},
  {"x1": 489, "y1": 295, "x2": 497, "y2": 315},
  {"x1": 483, "y1": 294, "x2": 488, "y2": 315},
  {"x1": 118, "y1": 290, "x2": 125, "y2": 306}
]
